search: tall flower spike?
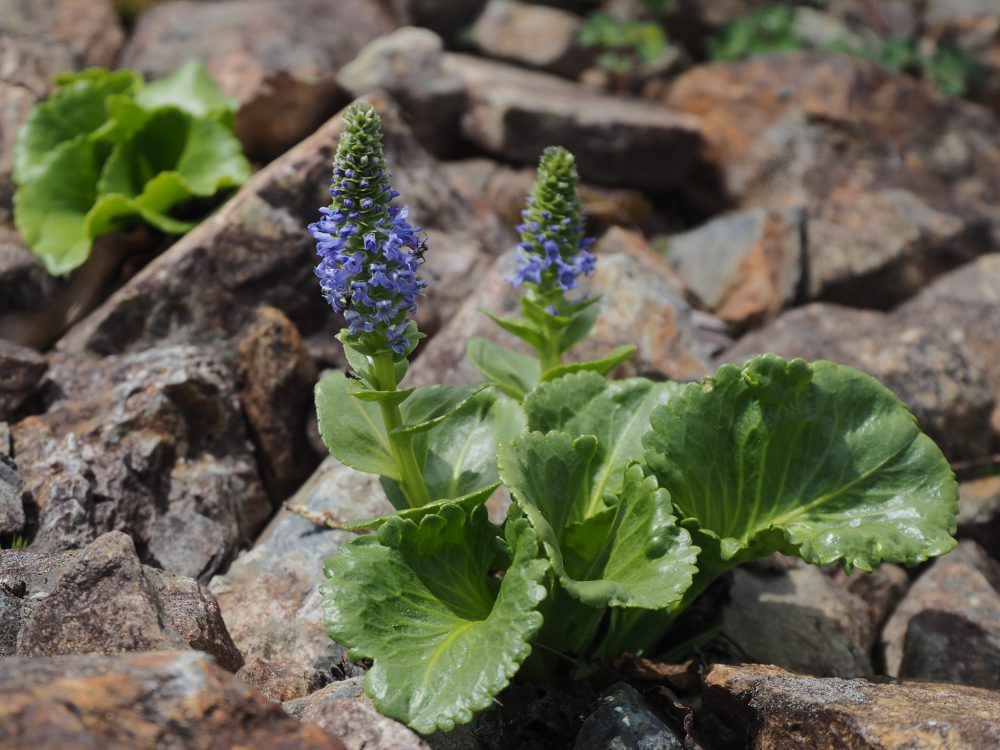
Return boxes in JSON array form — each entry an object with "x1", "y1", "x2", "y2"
[
  {"x1": 308, "y1": 103, "x2": 426, "y2": 355},
  {"x1": 509, "y1": 146, "x2": 595, "y2": 298}
]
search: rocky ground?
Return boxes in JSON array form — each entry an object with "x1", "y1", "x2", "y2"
[{"x1": 1, "y1": 0, "x2": 1000, "y2": 748}]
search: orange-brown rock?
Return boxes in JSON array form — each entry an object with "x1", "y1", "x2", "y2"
[
  {"x1": 703, "y1": 662, "x2": 1000, "y2": 749},
  {"x1": 0, "y1": 651, "x2": 346, "y2": 750}
]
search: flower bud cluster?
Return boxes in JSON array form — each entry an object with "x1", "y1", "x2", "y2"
[
  {"x1": 509, "y1": 146, "x2": 595, "y2": 294},
  {"x1": 307, "y1": 104, "x2": 425, "y2": 355}
]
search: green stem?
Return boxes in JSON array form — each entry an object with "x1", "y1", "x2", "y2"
[
  {"x1": 538, "y1": 322, "x2": 562, "y2": 373},
  {"x1": 372, "y1": 352, "x2": 431, "y2": 508}
]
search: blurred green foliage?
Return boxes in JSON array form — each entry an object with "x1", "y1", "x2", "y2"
[{"x1": 577, "y1": 1, "x2": 673, "y2": 74}]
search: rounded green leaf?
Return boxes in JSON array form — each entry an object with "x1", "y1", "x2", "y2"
[
  {"x1": 322, "y1": 505, "x2": 548, "y2": 733},
  {"x1": 643, "y1": 355, "x2": 958, "y2": 573}
]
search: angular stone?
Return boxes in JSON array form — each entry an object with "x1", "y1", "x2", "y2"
[
  {"x1": 407, "y1": 227, "x2": 712, "y2": 388},
  {"x1": 0, "y1": 338, "x2": 45, "y2": 420},
  {"x1": 235, "y1": 305, "x2": 318, "y2": 501},
  {"x1": 1, "y1": 531, "x2": 242, "y2": 670},
  {"x1": 719, "y1": 567, "x2": 875, "y2": 678},
  {"x1": 832, "y1": 563, "x2": 910, "y2": 634},
  {"x1": 666, "y1": 207, "x2": 804, "y2": 329},
  {"x1": 0, "y1": 453, "x2": 24, "y2": 540},
  {"x1": 337, "y1": 27, "x2": 465, "y2": 158},
  {"x1": 447, "y1": 53, "x2": 701, "y2": 189},
  {"x1": 57, "y1": 96, "x2": 509, "y2": 357},
  {"x1": 0, "y1": 0, "x2": 124, "y2": 69},
  {"x1": 0, "y1": 651, "x2": 346, "y2": 749},
  {"x1": 285, "y1": 677, "x2": 432, "y2": 750},
  {"x1": 667, "y1": 54, "x2": 1000, "y2": 260},
  {"x1": 703, "y1": 662, "x2": 1000, "y2": 749},
  {"x1": 238, "y1": 657, "x2": 328, "y2": 703},
  {"x1": 957, "y1": 476, "x2": 1000, "y2": 557},
  {"x1": 210, "y1": 458, "x2": 391, "y2": 698},
  {"x1": 146, "y1": 510, "x2": 232, "y2": 584},
  {"x1": 723, "y1": 302, "x2": 996, "y2": 461},
  {"x1": 121, "y1": 0, "x2": 395, "y2": 159},
  {"x1": 472, "y1": 0, "x2": 590, "y2": 78},
  {"x1": 574, "y1": 683, "x2": 684, "y2": 750},
  {"x1": 0, "y1": 228, "x2": 55, "y2": 317},
  {"x1": 881, "y1": 540, "x2": 1000, "y2": 689},
  {"x1": 12, "y1": 346, "x2": 269, "y2": 571}
]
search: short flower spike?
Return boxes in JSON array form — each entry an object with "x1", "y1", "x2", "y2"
[
  {"x1": 308, "y1": 103, "x2": 426, "y2": 355},
  {"x1": 510, "y1": 146, "x2": 596, "y2": 295}
]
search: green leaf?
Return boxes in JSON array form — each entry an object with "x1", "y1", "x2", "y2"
[
  {"x1": 540, "y1": 344, "x2": 637, "y2": 381},
  {"x1": 322, "y1": 505, "x2": 548, "y2": 733},
  {"x1": 525, "y1": 372, "x2": 680, "y2": 518},
  {"x1": 135, "y1": 59, "x2": 238, "y2": 122},
  {"x1": 643, "y1": 355, "x2": 959, "y2": 573},
  {"x1": 558, "y1": 298, "x2": 601, "y2": 353},
  {"x1": 350, "y1": 384, "x2": 415, "y2": 408},
  {"x1": 395, "y1": 384, "x2": 490, "y2": 435},
  {"x1": 13, "y1": 69, "x2": 141, "y2": 184},
  {"x1": 466, "y1": 337, "x2": 541, "y2": 401},
  {"x1": 482, "y1": 309, "x2": 547, "y2": 352},
  {"x1": 315, "y1": 372, "x2": 399, "y2": 480},
  {"x1": 341, "y1": 482, "x2": 500, "y2": 531},
  {"x1": 499, "y1": 432, "x2": 697, "y2": 609}
]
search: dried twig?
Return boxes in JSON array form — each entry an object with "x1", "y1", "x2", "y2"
[{"x1": 283, "y1": 502, "x2": 343, "y2": 530}]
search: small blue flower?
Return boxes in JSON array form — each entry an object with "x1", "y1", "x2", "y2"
[{"x1": 307, "y1": 104, "x2": 426, "y2": 355}]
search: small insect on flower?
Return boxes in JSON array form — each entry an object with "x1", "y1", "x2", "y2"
[{"x1": 307, "y1": 103, "x2": 427, "y2": 356}]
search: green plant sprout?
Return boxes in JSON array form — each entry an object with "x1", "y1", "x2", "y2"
[{"x1": 311, "y1": 106, "x2": 958, "y2": 734}]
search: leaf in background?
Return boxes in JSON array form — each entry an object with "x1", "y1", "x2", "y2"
[
  {"x1": 315, "y1": 372, "x2": 399, "y2": 480},
  {"x1": 540, "y1": 344, "x2": 637, "y2": 382},
  {"x1": 466, "y1": 337, "x2": 541, "y2": 401},
  {"x1": 395, "y1": 383, "x2": 489, "y2": 435},
  {"x1": 13, "y1": 68, "x2": 140, "y2": 184},
  {"x1": 500, "y1": 432, "x2": 697, "y2": 609},
  {"x1": 322, "y1": 505, "x2": 547, "y2": 733},
  {"x1": 135, "y1": 59, "x2": 238, "y2": 123},
  {"x1": 643, "y1": 354, "x2": 959, "y2": 573},
  {"x1": 525, "y1": 372, "x2": 679, "y2": 518}
]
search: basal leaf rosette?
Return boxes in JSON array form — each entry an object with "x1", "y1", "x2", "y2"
[
  {"x1": 499, "y1": 431, "x2": 698, "y2": 611},
  {"x1": 321, "y1": 504, "x2": 548, "y2": 733},
  {"x1": 643, "y1": 354, "x2": 958, "y2": 574}
]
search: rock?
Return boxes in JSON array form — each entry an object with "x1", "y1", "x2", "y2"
[
  {"x1": 235, "y1": 305, "x2": 318, "y2": 501},
  {"x1": 472, "y1": 0, "x2": 590, "y2": 78},
  {"x1": 703, "y1": 662, "x2": 1000, "y2": 749},
  {"x1": 574, "y1": 683, "x2": 684, "y2": 750},
  {"x1": 285, "y1": 677, "x2": 432, "y2": 750},
  {"x1": 0, "y1": 531, "x2": 242, "y2": 669},
  {"x1": 210, "y1": 458, "x2": 391, "y2": 698},
  {"x1": 407, "y1": 227, "x2": 713, "y2": 388},
  {"x1": 665, "y1": 207, "x2": 804, "y2": 329},
  {"x1": 0, "y1": 453, "x2": 24, "y2": 540},
  {"x1": 957, "y1": 476, "x2": 1000, "y2": 556},
  {"x1": 146, "y1": 510, "x2": 232, "y2": 584},
  {"x1": 926, "y1": 11, "x2": 1000, "y2": 114},
  {"x1": 0, "y1": 339, "x2": 45, "y2": 420},
  {"x1": 0, "y1": 228, "x2": 55, "y2": 316},
  {"x1": 447, "y1": 53, "x2": 701, "y2": 189},
  {"x1": 12, "y1": 345, "x2": 270, "y2": 573},
  {"x1": 926, "y1": 0, "x2": 1000, "y2": 22},
  {"x1": 719, "y1": 567, "x2": 875, "y2": 678},
  {"x1": 0, "y1": 650, "x2": 346, "y2": 749},
  {"x1": 444, "y1": 157, "x2": 654, "y2": 234},
  {"x1": 881, "y1": 540, "x2": 1000, "y2": 689},
  {"x1": 337, "y1": 28, "x2": 465, "y2": 158},
  {"x1": 121, "y1": 0, "x2": 396, "y2": 160},
  {"x1": 385, "y1": 0, "x2": 488, "y2": 44},
  {"x1": 57, "y1": 95, "x2": 509, "y2": 357},
  {"x1": 832, "y1": 563, "x2": 910, "y2": 635},
  {"x1": 722, "y1": 302, "x2": 996, "y2": 462},
  {"x1": 666, "y1": 54, "x2": 1000, "y2": 274},
  {"x1": 0, "y1": 0, "x2": 124, "y2": 69},
  {"x1": 238, "y1": 656, "x2": 328, "y2": 703}
]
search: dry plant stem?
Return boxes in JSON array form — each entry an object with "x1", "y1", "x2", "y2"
[
  {"x1": 373, "y1": 351, "x2": 431, "y2": 507},
  {"x1": 283, "y1": 502, "x2": 343, "y2": 530}
]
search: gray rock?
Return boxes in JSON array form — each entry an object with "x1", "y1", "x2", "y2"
[
  {"x1": 0, "y1": 338, "x2": 45, "y2": 420},
  {"x1": 385, "y1": 0, "x2": 487, "y2": 44},
  {"x1": 720, "y1": 566, "x2": 875, "y2": 678},
  {"x1": 120, "y1": 0, "x2": 396, "y2": 160},
  {"x1": 210, "y1": 458, "x2": 391, "y2": 698},
  {"x1": 957, "y1": 476, "x2": 1000, "y2": 557},
  {"x1": 882, "y1": 540, "x2": 1000, "y2": 689},
  {"x1": 0, "y1": 454, "x2": 24, "y2": 539},
  {"x1": 0, "y1": 228, "x2": 55, "y2": 318},
  {"x1": 447, "y1": 53, "x2": 701, "y2": 189},
  {"x1": 337, "y1": 28, "x2": 465, "y2": 158},
  {"x1": 408, "y1": 227, "x2": 712, "y2": 388},
  {"x1": 147, "y1": 510, "x2": 232, "y2": 584},
  {"x1": 703, "y1": 662, "x2": 1000, "y2": 749},
  {"x1": 472, "y1": 0, "x2": 590, "y2": 78},
  {"x1": 0, "y1": 651, "x2": 346, "y2": 749},
  {"x1": 666, "y1": 207, "x2": 804, "y2": 330},
  {"x1": 12, "y1": 345, "x2": 269, "y2": 572},
  {"x1": 574, "y1": 683, "x2": 684, "y2": 750},
  {"x1": 1, "y1": 531, "x2": 242, "y2": 670},
  {"x1": 285, "y1": 677, "x2": 432, "y2": 750},
  {"x1": 832, "y1": 563, "x2": 910, "y2": 634}
]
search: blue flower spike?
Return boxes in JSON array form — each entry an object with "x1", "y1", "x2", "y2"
[{"x1": 308, "y1": 103, "x2": 426, "y2": 357}]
